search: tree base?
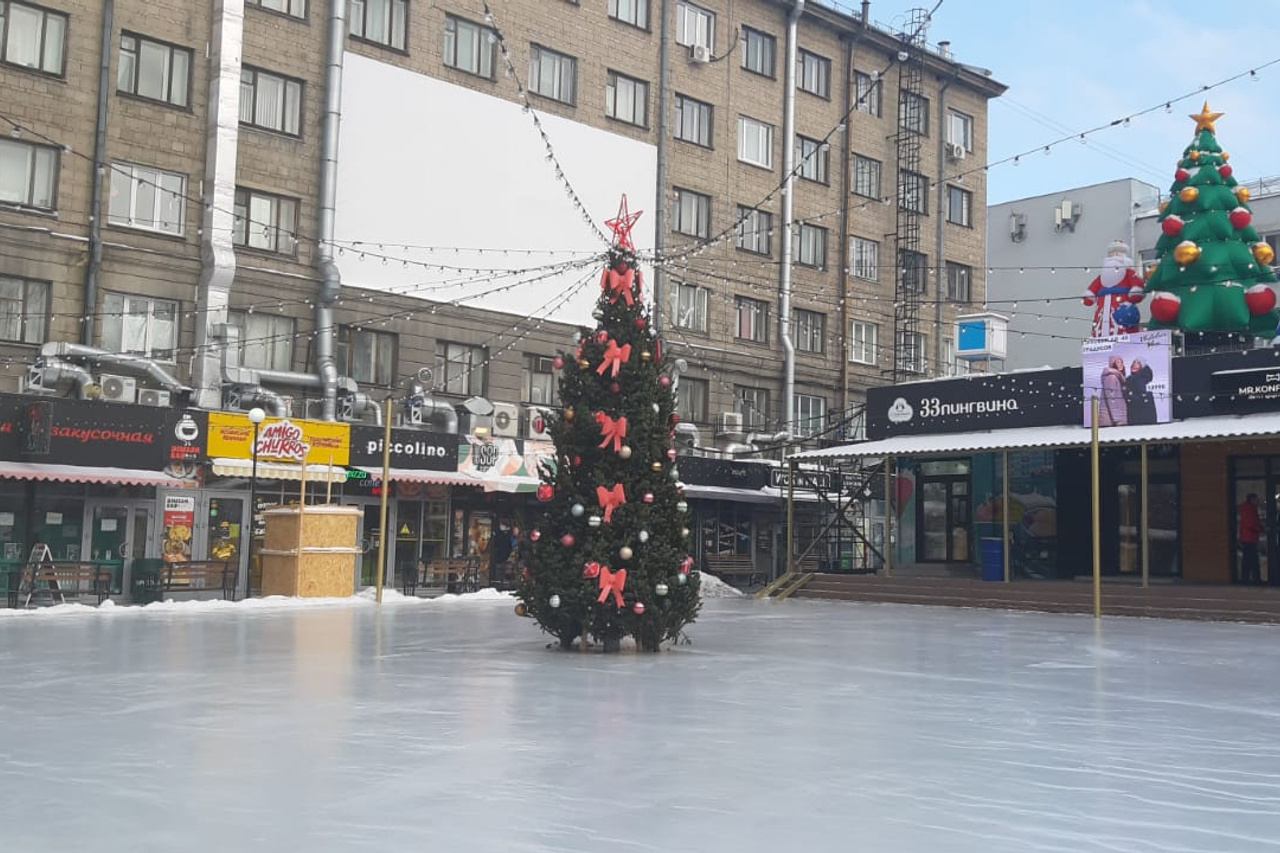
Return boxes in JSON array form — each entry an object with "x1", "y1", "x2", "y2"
[{"x1": 602, "y1": 634, "x2": 622, "y2": 654}]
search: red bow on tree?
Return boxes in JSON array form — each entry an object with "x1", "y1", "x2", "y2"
[
  {"x1": 600, "y1": 267, "x2": 636, "y2": 306},
  {"x1": 597, "y1": 565, "x2": 627, "y2": 607},
  {"x1": 596, "y1": 483, "x2": 626, "y2": 522},
  {"x1": 595, "y1": 412, "x2": 628, "y2": 452},
  {"x1": 596, "y1": 339, "x2": 631, "y2": 378}
]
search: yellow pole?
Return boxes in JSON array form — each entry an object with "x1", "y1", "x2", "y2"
[
  {"x1": 375, "y1": 398, "x2": 393, "y2": 604},
  {"x1": 1140, "y1": 442, "x2": 1149, "y2": 589},
  {"x1": 885, "y1": 456, "x2": 894, "y2": 578},
  {"x1": 326, "y1": 454, "x2": 334, "y2": 504},
  {"x1": 1091, "y1": 396, "x2": 1101, "y2": 619},
  {"x1": 785, "y1": 459, "x2": 796, "y2": 578},
  {"x1": 1002, "y1": 450, "x2": 1011, "y2": 583}
]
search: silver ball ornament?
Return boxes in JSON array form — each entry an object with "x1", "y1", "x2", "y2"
[
  {"x1": 549, "y1": 594, "x2": 561, "y2": 608},
  {"x1": 681, "y1": 527, "x2": 690, "y2": 538},
  {"x1": 570, "y1": 503, "x2": 584, "y2": 517},
  {"x1": 656, "y1": 583, "x2": 669, "y2": 596},
  {"x1": 638, "y1": 530, "x2": 650, "y2": 543},
  {"x1": 588, "y1": 515, "x2": 602, "y2": 528},
  {"x1": 619, "y1": 445, "x2": 632, "y2": 459},
  {"x1": 619, "y1": 546, "x2": 634, "y2": 560},
  {"x1": 676, "y1": 501, "x2": 688, "y2": 513},
  {"x1": 676, "y1": 573, "x2": 688, "y2": 585},
  {"x1": 652, "y1": 403, "x2": 660, "y2": 413}
]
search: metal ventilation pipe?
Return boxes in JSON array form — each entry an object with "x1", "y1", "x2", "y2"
[
  {"x1": 315, "y1": 0, "x2": 346, "y2": 421},
  {"x1": 778, "y1": 0, "x2": 805, "y2": 436},
  {"x1": 40, "y1": 342, "x2": 190, "y2": 393}
]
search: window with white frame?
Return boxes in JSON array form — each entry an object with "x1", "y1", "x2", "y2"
[
  {"x1": 795, "y1": 135, "x2": 828, "y2": 183},
  {"x1": 946, "y1": 261, "x2": 972, "y2": 302},
  {"x1": 947, "y1": 185, "x2": 972, "y2": 227},
  {"x1": 735, "y1": 385, "x2": 769, "y2": 431},
  {"x1": 239, "y1": 66, "x2": 302, "y2": 135},
  {"x1": 899, "y1": 249, "x2": 926, "y2": 293},
  {"x1": 118, "y1": 32, "x2": 190, "y2": 107},
  {"x1": 896, "y1": 330, "x2": 925, "y2": 374},
  {"x1": 793, "y1": 309, "x2": 824, "y2": 354},
  {"x1": 735, "y1": 205, "x2": 771, "y2": 255},
  {"x1": 675, "y1": 0, "x2": 714, "y2": 49},
  {"x1": 605, "y1": 71, "x2": 648, "y2": 126},
  {"x1": 946, "y1": 109, "x2": 973, "y2": 151},
  {"x1": 101, "y1": 292, "x2": 178, "y2": 361},
  {"x1": 853, "y1": 70, "x2": 880, "y2": 116},
  {"x1": 797, "y1": 49, "x2": 829, "y2": 97},
  {"x1": 898, "y1": 90, "x2": 929, "y2": 134},
  {"x1": 795, "y1": 222, "x2": 826, "y2": 268},
  {"x1": 341, "y1": 326, "x2": 399, "y2": 386},
  {"x1": 735, "y1": 296, "x2": 768, "y2": 343},
  {"x1": 608, "y1": 0, "x2": 648, "y2": 28},
  {"x1": 676, "y1": 376, "x2": 709, "y2": 423},
  {"x1": 349, "y1": 0, "x2": 407, "y2": 50},
  {"x1": 793, "y1": 393, "x2": 825, "y2": 437},
  {"x1": 229, "y1": 309, "x2": 295, "y2": 371},
  {"x1": 740, "y1": 27, "x2": 775, "y2": 77},
  {"x1": 233, "y1": 188, "x2": 298, "y2": 254},
  {"x1": 672, "y1": 187, "x2": 710, "y2": 238},
  {"x1": 0, "y1": 274, "x2": 48, "y2": 344},
  {"x1": 737, "y1": 115, "x2": 773, "y2": 168},
  {"x1": 849, "y1": 236, "x2": 878, "y2": 281},
  {"x1": 668, "y1": 281, "x2": 708, "y2": 332},
  {"x1": 443, "y1": 15, "x2": 494, "y2": 78},
  {"x1": 434, "y1": 340, "x2": 485, "y2": 396},
  {"x1": 0, "y1": 137, "x2": 57, "y2": 210},
  {"x1": 248, "y1": 0, "x2": 307, "y2": 18},
  {"x1": 898, "y1": 170, "x2": 928, "y2": 214},
  {"x1": 674, "y1": 94, "x2": 712, "y2": 146},
  {"x1": 107, "y1": 163, "x2": 185, "y2": 235},
  {"x1": 943, "y1": 337, "x2": 972, "y2": 376},
  {"x1": 523, "y1": 354, "x2": 560, "y2": 405},
  {"x1": 0, "y1": 1, "x2": 66, "y2": 75},
  {"x1": 848, "y1": 320, "x2": 877, "y2": 365},
  {"x1": 529, "y1": 44, "x2": 576, "y2": 104},
  {"x1": 852, "y1": 154, "x2": 881, "y2": 199}
]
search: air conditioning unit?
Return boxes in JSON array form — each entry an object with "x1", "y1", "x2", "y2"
[
  {"x1": 714, "y1": 411, "x2": 744, "y2": 436},
  {"x1": 491, "y1": 402, "x2": 520, "y2": 438},
  {"x1": 689, "y1": 44, "x2": 711, "y2": 64},
  {"x1": 946, "y1": 141, "x2": 966, "y2": 160},
  {"x1": 526, "y1": 405, "x2": 554, "y2": 440},
  {"x1": 99, "y1": 374, "x2": 137, "y2": 403},
  {"x1": 138, "y1": 389, "x2": 171, "y2": 407}
]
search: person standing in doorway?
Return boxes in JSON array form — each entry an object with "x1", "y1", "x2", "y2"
[{"x1": 1238, "y1": 493, "x2": 1263, "y2": 585}]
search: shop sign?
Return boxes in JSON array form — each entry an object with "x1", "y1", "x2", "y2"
[
  {"x1": 206, "y1": 412, "x2": 350, "y2": 465},
  {"x1": 161, "y1": 495, "x2": 195, "y2": 563},
  {"x1": 0, "y1": 392, "x2": 175, "y2": 469},
  {"x1": 349, "y1": 425, "x2": 458, "y2": 470},
  {"x1": 678, "y1": 456, "x2": 771, "y2": 491},
  {"x1": 1210, "y1": 367, "x2": 1280, "y2": 413},
  {"x1": 457, "y1": 437, "x2": 554, "y2": 480},
  {"x1": 769, "y1": 468, "x2": 834, "y2": 493}
]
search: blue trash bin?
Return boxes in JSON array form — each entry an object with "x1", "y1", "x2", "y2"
[{"x1": 980, "y1": 537, "x2": 1005, "y2": 582}]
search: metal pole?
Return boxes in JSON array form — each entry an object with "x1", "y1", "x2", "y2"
[
  {"x1": 375, "y1": 398, "x2": 393, "y2": 604},
  {"x1": 326, "y1": 454, "x2": 334, "y2": 504},
  {"x1": 885, "y1": 456, "x2": 894, "y2": 577},
  {"x1": 786, "y1": 459, "x2": 797, "y2": 577},
  {"x1": 1091, "y1": 397, "x2": 1101, "y2": 618},
  {"x1": 1002, "y1": 450, "x2": 1011, "y2": 583},
  {"x1": 245, "y1": 421, "x2": 259, "y2": 600},
  {"x1": 1140, "y1": 442, "x2": 1149, "y2": 589}
]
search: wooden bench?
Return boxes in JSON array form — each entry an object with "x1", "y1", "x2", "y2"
[
  {"x1": 704, "y1": 553, "x2": 766, "y2": 586},
  {"x1": 22, "y1": 561, "x2": 114, "y2": 607},
  {"x1": 418, "y1": 558, "x2": 487, "y2": 594},
  {"x1": 135, "y1": 561, "x2": 237, "y2": 603}
]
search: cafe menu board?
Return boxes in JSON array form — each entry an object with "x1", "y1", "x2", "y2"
[{"x1": 162, "y1": 495, "x2": 195, "y2": 564}]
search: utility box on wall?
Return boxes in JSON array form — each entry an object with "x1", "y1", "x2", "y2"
[{"x1": 955, "y1": 312, "x2": 1009, "y2": 361}]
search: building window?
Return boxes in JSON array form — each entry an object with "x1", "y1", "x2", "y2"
[
  {"x1": 101, "y1": 292, "x2": 178, "y2": 361},
  {"x1": 434, "y1": 340, "x2": 485, "y2": 396},
  {"x1": 853, "y1": 70, "x2": 880, "y2": 116},
  {"x1": 117, "y1": 33, "x2": 190, "y2": 108},
  {"x1": 737, "y1": 115, "x2": 773, "y2": 169},
  {"x1": 852, "y1": 155, "x2": 881, "y2": 199},
  {"x1": 605, "y1": 71, "x2": 648, "y2": 127},
  {"x1": 797, "y1": 49, "x2": 829, "y2": 98},
  {"x1": 793, "y1": 309, "x2": 824, "y2": 354},
  {"x1": 794, "y1": 222, "x2": 826, "y2": 268},
  {"x1": 349, "y1": 0, "x2": 407, "y2": 51},
  {"x1": 229, "y1": 309, "x2": 295, "y2": 371},
  {"x1": 676, "y1": 377, "x2": 709, "y2": 424},
  {"x1": 740, "y1": 27, "x2": 775, "y2": 77},
  {"x1": 942, "y1": 337, "x2": 971, "y2": 376},
  {"x1": 848, "y1": 320, "x2": 877, "y2": 365},
  {"x1": 239, "y1": 67, "x2": 302, "y2": 135},
  {"x1": 946, "y1": 262, "x2": 972, "y2": 303},
  {"x1": 675, "y1": 1, "x2": 714, "y2": 49},
  {"x1": 674, "y1": 94, "x2": 712, "y2": 147},
  {"x1": 341, "y1": 326, "x2": 398, "y2": 386},
  {"x1": 849, "y1": 236, "x2": 878, "y2": 281},
  {"x1": 899, "y1": 249, "x2": 927, "y2": 293},
  {"x1": 107, "y1": 163, "x2": 185, "y2": 236},
  {"x1": 794, "y1": 394, "x2": 825, "y2": 437},
  {"x1": 947, "y1": 185, "x2": 972, "y2": 227},
  {"x1": 523, "y1": 354, "x2": 560, "y2": 405},
  {"x1": 735, "y1": 205, "x2": 771, "y2": 255},
  {"x1": 443, "y1": 15, "x2": 495, "y2": 78},
  {"x1": 898, "y1": 91, "x2": 929, "y2": 135},
  {"x1": 735, "y1": 386, "x2": 769, "y2": 431},
  {"x1": 946, "y1": 109, "x2": 973, "y2": 151},
  {"x1": 233, "y1": 188, "x2": 299, "y2": 254},
  {"x1": 248, "y1": 0, "x2": 307, "y2": 18},
  {"x1": 0, "y1": 274, "x2": 48, "y2": 344},
  {"x1": 0, "y1": 1, "x2": 66, "y2": 75},
  {"x1": 0, "y1": 137, "x2": 57, "y2": 210},
  {"x1": 899, "y1": 170, "x2": 928, "y2": 214},
  {"x1": 735, "y1": 296, "x2": 769, "y2": 343},
  {"x1": 529, "y1": 44, "x2": 576, "y2": 104},
  {"x1": 672, "y1": 187, "x2": 710, "y2": 238},
  {"x1": 608, "y1": 0, "x2": 648, "y2": 28},
  {"x1": 795, "y1": 135, "x2": 828, "y2": 184},
  {"x1": 896, "y1": 330, "x2": 925, "y2": 374},
  {"x1": 668, "y1": 281, "x2": 708, "y2": 332}
]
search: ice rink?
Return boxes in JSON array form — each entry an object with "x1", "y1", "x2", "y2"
[{"x1": 2, "y1": 593, "x2": 1279, "y2": 852}]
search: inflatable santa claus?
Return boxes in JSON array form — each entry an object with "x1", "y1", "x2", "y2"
[{"x1": 1083, "y1": 240, "x2": 1145, "y2": 337}]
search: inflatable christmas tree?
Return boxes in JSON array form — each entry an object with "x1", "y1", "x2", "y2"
[{"x1": 1146, "y1": 103, "x2": 1278, "y2": 340}]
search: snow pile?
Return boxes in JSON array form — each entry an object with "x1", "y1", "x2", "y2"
[{"x1": 698, "y1": 572, "x2": 745, "y2": 598}]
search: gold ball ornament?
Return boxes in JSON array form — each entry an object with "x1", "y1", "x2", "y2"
[
  {"x1": 1189, "y1": 150, "x2": 1200, "y2": 161},
  {"x1": 1159, "y1": 201, "x2": 1169, "y2": 213},
  {"x1": 1254, "y1": 242, "x2": 1276, "y2": 266},
  {"x1": 577, "y1": 358, "x2": 590, "y2": 369},
  {"x1": 1144, "y1": 263, "x2": 1157, "y2": 281},
  {"x1": 564, "y1": 407, "x2": 574, "y2": 421},
  {"x1": 1237, "y1": 186, "x2": 1251, "y2": 203},
  {"x1": 1179, "y1": 186, "x2": 1199, "y2": 203},
  {"x1": 640, "y1": 350, "x2": 651, "y2": 362},
  {"x1": 1173, "y1": 240, "x2": 1201, "y2": 265},
  {"x1": 514, "y1": 603, "x2": 527, "y2": 617},
  {"x1": 651, "y1": 461, "x2": 663, "y2": 472},
  {"x1": 1222, "y1": 151, "x2": 1230, "y2": 162}
]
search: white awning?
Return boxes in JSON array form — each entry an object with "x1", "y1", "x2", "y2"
[
  {"x1": 211, "y1": 458, "x2": 347, "y2": 483},
  {"x1": 0, "y1": 461, "x2": 197, "y2": 487}
]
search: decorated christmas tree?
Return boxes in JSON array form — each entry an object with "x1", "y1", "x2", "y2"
[
  {"x1": 1146, "y1": 102, "x2": 1279, "y2": 341},
  {"x1": 515, "y1": 196, "x2": 701, "y2": 653}
]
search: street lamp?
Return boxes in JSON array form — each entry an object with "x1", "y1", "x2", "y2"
[{"x1": 245, "y1": 406, "x2": 266, "y2": 599}]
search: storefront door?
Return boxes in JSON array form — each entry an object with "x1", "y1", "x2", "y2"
[
  {"x1": 917, "y1": 461, "x2": 971, "y2": 563},
  {"x1": 84, "y1": 499, "x2": 154, "y2": 595},
  {"x1": 1229, "y1": 456, "x2": 1280, "y2": 586}
]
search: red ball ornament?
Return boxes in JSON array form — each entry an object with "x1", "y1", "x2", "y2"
[
  {"x1": 1150, "y1": 292, "x2": 1181, "y2": 323},
  {"x1": 610, "y1": 381, "x2": 621, "y2": 393},
  {"x1": 642, "y1": 492, "x2": 654, "y2": 503},
  {"x1": 635, "y1": 317, "x2": 646, "y2": 329},
  {"x1": 582, "y1": 561, "x2": 601, "y2": 579},
  {"x1": 536, "y1": 483, "x2": 554, "y2": 502},
  {"x1": 1219, "y1": 164, "x2": 1233, "y2": 179},
  {"x1": 1174, "y1": 168, "x2": 1190, "y2": 182},
  {"x1": 560, "y1": 533, "x2": 575, "y2": 547},
  {"x1": 1230, "y1": 207, "x2": 1252, "y2": 229},
  {"x1": 530, "y1": 529, "x2": 541, "y2": 542},
  {"x1": 573, "y1": 456, "x2": 581, "y2": 466},
  {"x1": 552, "y1": 355, "x2": 564, "y2": 370},
  {"x1": 670, "y1": 412, "x2": 680, "y2": 424},
  {"x1": 1245, "y1": 284, "x2": 1277, "y2": 315},
  {"x1": 595, "y1": 330, "x2": 609, "y2": 343},
  {"x1": 659, "y1": 375, "x2": 671, "y2": 387},
  {"x1": 632, "y1": 602, "x2": 645, "y2": 615},
  {"x1": 1160, "y1": 215, "x2": 1183, "y2": 237}
]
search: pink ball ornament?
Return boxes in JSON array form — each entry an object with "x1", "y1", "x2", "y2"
[
  {"x1": 530, "y1": 529, "x2": 541, "y2": 542},
  {"x1": 552, "y1": 355, "x2": 564, "y2": 370},
  {"x1": 610, "y1": 381, "x2": 621, "y2": 393},
  {"x1": 1230, "y1": 207, "x2": 1252, "y2": 229},
  {"x1": 1160, "y1": 215, "x2": 1183, "y2": 237},
  {"x1": 560, "y1": 533, "x2": 575, "y2": 547},
  {"x1": 659, "y1": 375, "x2": 671, "y2": 387},
  {"x1": 642, "y1": 492, "x2": 654, "y2": 503},
  {"x1": 595, "y1": 330, "x2": 609, "y2": 343},
  {"x1": 633, "y1": 602, "x2": 645, "y2": 615},
  {"x1": 666, "y1": 448, "x2": 677, "y2": 461},
  {"x1": 635, "y1": 317, "x2": 646, "y2": 329}
]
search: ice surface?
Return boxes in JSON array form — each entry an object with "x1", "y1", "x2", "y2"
[{"x1": 2, "y1": 597, "x2": 1279, "y2": 852}]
